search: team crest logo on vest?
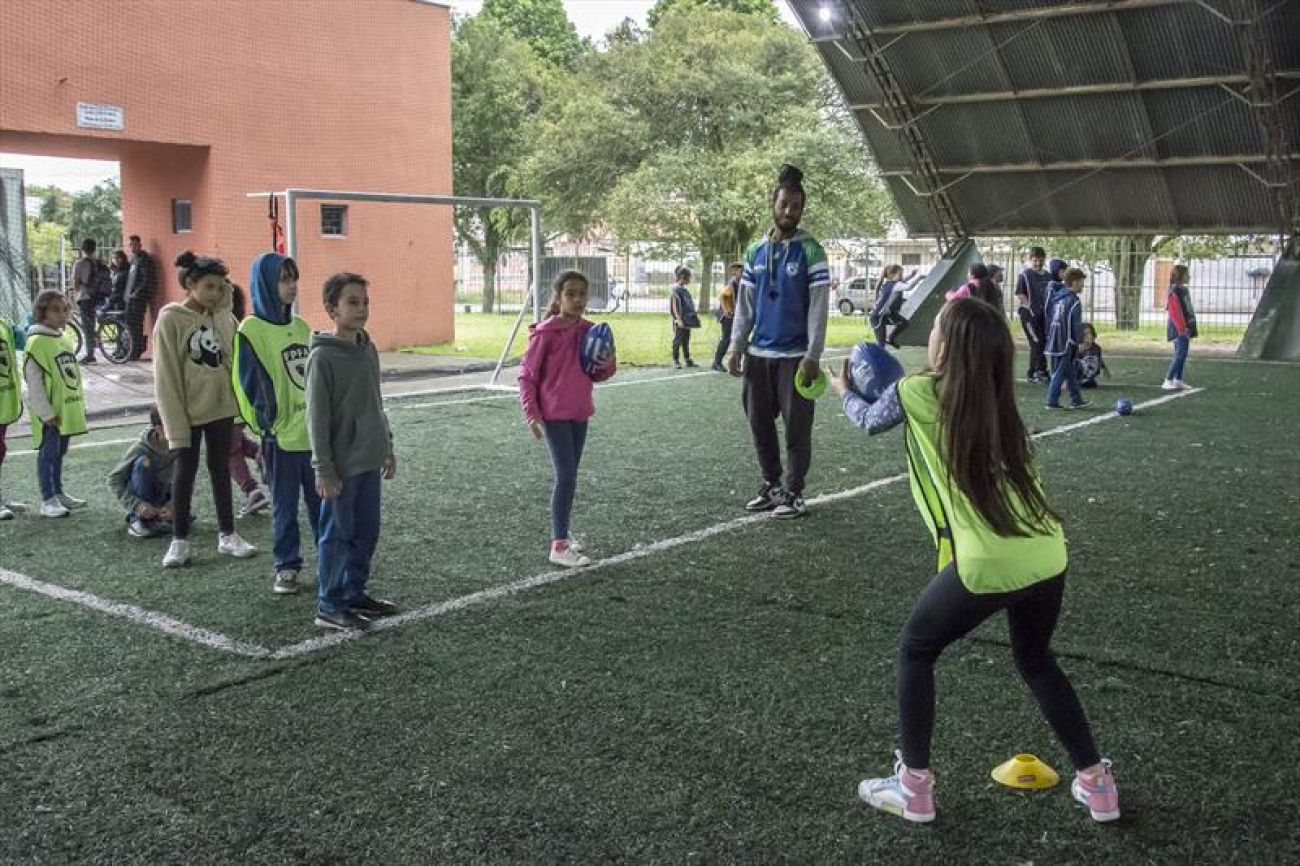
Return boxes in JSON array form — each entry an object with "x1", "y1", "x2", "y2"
[
  {"x1": 282, "y1": 343, "x2": 310, "y2": 390},
  {"x1": 785, "y1": 262, "x2": 799, "y2": 277},
  {"x1": 56, "y1": 351, "x2": 81, "y2": 390},
  {"x1": 187, "y1": 325, "x2": 224, "y2": 368}
]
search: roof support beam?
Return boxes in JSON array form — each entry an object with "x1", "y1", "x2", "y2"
[
  {"x1": 879, "y1": 153, "x2": 1300, "y2": 176},
  {"x1": 861, "y1": 0, "x2": 1195, "y2": 36},
  {"x1": 849, "y1": 71, "x2": 1300, "y2": 110}
]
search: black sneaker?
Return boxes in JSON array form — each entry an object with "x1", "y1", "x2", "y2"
[
  {"x1": 744, "y1": 483, "x2": 783, "y2": 512},
  {"x1": 314, "y1": 609, "x2": 373, "y2": 631},
  {"x1": 685, "y1": 359, "x2": 698, "y2": 368},
  {"x1": 1067, "y1": 400, "x2": 1093, "y2": 410},
  {"x1": 773, "y1": 490, "x2": 807, "y2": 519},
  {"x1": 350, "y1": 595, "x2": 399, "y2": 618}
]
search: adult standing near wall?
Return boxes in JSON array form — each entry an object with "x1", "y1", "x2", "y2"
[
  {"x1": 70, "y1": 238, "x2": 101, "y2": 364},
  {"x1": 124, "y1": 234, "x2": 157, "y2": 360},
  {"x1": 727, "y1": 164, "x2": 830, "y2": 519}
]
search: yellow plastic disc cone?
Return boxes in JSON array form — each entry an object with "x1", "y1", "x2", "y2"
[
  {"x1": 795, "y1": 368, "x2": 827, "y2": 400},
  {"x1": 991, "y1": 754, "x2": 1060, "y2": 790}
]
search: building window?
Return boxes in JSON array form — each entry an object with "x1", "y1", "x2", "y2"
[
  {"x1": 901, "y1": 253, "x2": 921, "y2": 266},
  {"x1": 172, "y1": 199, "x2": 192, "y2": 234},
  {"x1": 321, "y1": 204, "x2": 348, "y2": 237}
]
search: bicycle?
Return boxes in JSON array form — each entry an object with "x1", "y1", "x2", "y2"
[{"x1": 64, "y1": 303, "x2": 134, "y2": 365}]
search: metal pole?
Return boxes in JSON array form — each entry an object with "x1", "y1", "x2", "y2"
[
  {"x1": 285, "y1": 189, "x2": 298, "y2": 263},
  {"x1": 59, "y1": 235, "x2": 67, "y2": 294},
  {"x1": 531, "y1": 205, "x2": 543, "y2": 324}
]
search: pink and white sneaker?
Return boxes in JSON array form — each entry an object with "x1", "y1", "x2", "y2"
[
  {"x1": 857, "y1": 751, "x2": 935, "y2": 823},
  {"x1": 1072, "y1": 758, "x2": 1120, "y2": 822}
]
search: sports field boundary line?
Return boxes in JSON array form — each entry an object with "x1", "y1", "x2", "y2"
[
  {"x1": 269, "y1": 386, "x2": 1205, "y2": 659},
  {"x1": 0, "y1": 567, "x2": 272, "y2": 659},
  {"x1": 0, "y1": 387, "x2": 1203, "y2": 660}
]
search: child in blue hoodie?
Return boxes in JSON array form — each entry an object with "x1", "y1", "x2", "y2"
[
  {"x1": 233, "y1": 253, "x2": 319, "y2": 595},
  {"x1": 1044, "y1": 266, "x2": 1090, "y2": 410}
]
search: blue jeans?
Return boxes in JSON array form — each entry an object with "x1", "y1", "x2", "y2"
[
  {"x1": 264, "y1": 440, "x2": 321, "y2": 573},
  {"x1": 1046, "y1": 348, "x2": 1083, "y2": 407},
  {"x1": 316, "y1": 470, "x2": 381, "y2": 616},
  {"x1": 37, "y1": 427, "x2": 69, "y2": 500},
  {"x1": 1167, "y1": 335, "x2": 1189, "y2": 381},
  {"x1": 128, "y1": 455, "x2": 171, "y2": 507},
  {"x1": 543, "y1": 420, "x2": 588, "y2": 541}
]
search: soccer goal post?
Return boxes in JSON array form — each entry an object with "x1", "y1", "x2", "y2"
[{"x1": 247, "y1": 187, "x2": 543, "y2": 390}]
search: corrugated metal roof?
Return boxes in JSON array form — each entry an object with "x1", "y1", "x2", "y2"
[{"x1": 795, "y1": 0, "x2": 1300, "y2": 235}]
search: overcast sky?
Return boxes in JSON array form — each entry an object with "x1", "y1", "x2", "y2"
[{"x1": 4, "y1": 1, "x2": 805, "y2": 193}]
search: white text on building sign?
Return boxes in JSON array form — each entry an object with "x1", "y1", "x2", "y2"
[{"x1": 76, "y1": 103, "x2": 124, "y2": 131}]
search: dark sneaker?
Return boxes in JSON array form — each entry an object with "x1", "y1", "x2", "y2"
[
  {"x1": 350, "y1": 595, "x2": 399, "y2": 618},
  {"x1": 314, "y1": 609, "x2": 372, "y2": 630},
  {"x1": 273, "y1": 569, "x2": 300, "y2": 595},
  {"x1": 744, "y1": 483, "x2": 783, "y2": 512},
  {"x1": 685, "y1": 359, "x2": 698, "y2": 368},
  {"x1": 773, "y1": 490, "x2": 807, "y2": 519},
  {"x1": 1045, "y1": 403, "x2": 1064, "y2": 410},
  {"x1": 710, "y1": 363, "x2": 725, "y2": 372},
  {"x1": 1067, "y1": 400, "x2": 1093, "y2": 410}
]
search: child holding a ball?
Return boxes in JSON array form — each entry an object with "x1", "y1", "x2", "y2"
[
  {"x1": 518, "y1": 270, "x2": 617, "y2": 569},
  {"x1": 830, "y1": 298, "x2": 1119, "y2": 826}
]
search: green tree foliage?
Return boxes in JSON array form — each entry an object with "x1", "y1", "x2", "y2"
[
  {"x1": 527, "y1": 6, "x2": 893, "y2": 308},
  {"x1": 647, "y1": 0, "x2": 777, "y2": 29},
  {"x1": 28, "y1": 185, "x2": 72, "y2": 226},
  {"x1": 24, "y1": 216, "x2": 66, "y2": 268},
  {"x1": 452, "y1": 15, "x2": 549, "y2": 312},
  {"x1": 481, "y1": 0, "x2": 585, "y2": 69},
  {"x1": 68, "y1": 179, "x2": 121, "y2": 248}
]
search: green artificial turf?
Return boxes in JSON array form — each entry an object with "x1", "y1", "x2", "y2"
[{"x1": 1, "y1": 354, "x2": 1297, "y2": 863}]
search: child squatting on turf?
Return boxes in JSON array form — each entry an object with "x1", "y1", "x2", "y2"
[
  {"x1": 25, "y1": 290, "x2": 89, "y2": 518},
  {"x1": 1076, "y1": 323, "x2": 1110, "y2": 389},
  {"x1": 0, "y1": 313, "x2": 28, "y2": 520},
  {"x1": 234, "y1": 253, "x2": 320, "y2": 596},
  {"x1": 829, "y1": 298, "x2": 1119, "y2": 825},
  {"x1": 306, "y1": 272, "x2": 399, "y2": 631},
  {"x1": 107, "y1": 406, "x2": 180, "y2": 538},
  {"x1": 153, "y1": 252, "x2": 258, "y2": 567},
  {"x1": 517, "y1": 269, "x2": 617, "y2": 569}
]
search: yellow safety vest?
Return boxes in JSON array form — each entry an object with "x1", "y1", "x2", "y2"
[
  {"x1": 232, "y1": 316, "x2": 312, "y2": 451},
  {"x1": 25, "y1": 332, "x2": 89, "y2": 447}
]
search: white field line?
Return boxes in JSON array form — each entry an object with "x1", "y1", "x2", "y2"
[
  {"x1": 270, "y1": 386, "x2": 1204, "y2": 659},
  {"x1": 0, "y1": 386, "x2": 1203, "y2": 660},
  {"x1": 0, "y1": 567, "x2": 272, "y2": 658}
]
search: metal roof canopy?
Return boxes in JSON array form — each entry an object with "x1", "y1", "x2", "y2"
[{"x1": 789, "y1": 0, "x2": 1300, "y2": 244}]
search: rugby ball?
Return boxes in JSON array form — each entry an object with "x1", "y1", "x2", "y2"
[
  {"x1": 581, "y1": 322, "x2": 614, "y2": 376},
  {"x1": 849, "y1": 342, "x2": 905, "y2": 403}
]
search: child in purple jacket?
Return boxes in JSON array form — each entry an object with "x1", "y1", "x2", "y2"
[{"x1": 518, "y1": 270, "x2": 617, "y2": 568}]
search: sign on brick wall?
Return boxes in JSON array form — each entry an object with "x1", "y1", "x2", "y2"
[{"x1": 76, "y1": 103, "x2": 124, "y2": 131}]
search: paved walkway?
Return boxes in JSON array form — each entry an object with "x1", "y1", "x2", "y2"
[{"x1": 6, "y1": 352, "x2": 514, "y2": 438}]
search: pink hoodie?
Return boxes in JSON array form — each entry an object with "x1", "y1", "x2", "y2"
[{"x1": 518, "y1": 316, "x2": 617, "y2": 423}]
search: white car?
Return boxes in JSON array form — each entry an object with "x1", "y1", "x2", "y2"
[{"x1": 834, "y1": 277, "x2": 873, "y2": 315}]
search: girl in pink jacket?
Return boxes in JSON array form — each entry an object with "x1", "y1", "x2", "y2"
[{"x1": 518, "y1": 270, "x2": 617, "y2": 567}]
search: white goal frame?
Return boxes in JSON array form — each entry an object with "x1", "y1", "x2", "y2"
[{"x1": 247, "y1": 188, "x2": 543, "y2": 390}]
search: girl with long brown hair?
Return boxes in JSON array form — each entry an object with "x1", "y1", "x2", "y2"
[{"x1": 830, "y1": 298, "x2": 1118, "y2": 825}]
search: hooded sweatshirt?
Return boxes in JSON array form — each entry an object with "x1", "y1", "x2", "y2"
[
  {"x1": 107, "y1": 426, "x2": 179, "y2": 514},
  {"x1": 517, "y1": 316, "x2": 616, "y2": 424},
  {"x1": 233, "y1": 252, "x2": 312, "y2": 450},
  {"x1": 305, "y1": 330, "x2": 392, "y2": 486},
  {"x1": 152, "y1": 288, "x2": 240, "y2": 449},
  {"x1": 1044, "y1": 284, "x2": 1083, "y2": 357}
]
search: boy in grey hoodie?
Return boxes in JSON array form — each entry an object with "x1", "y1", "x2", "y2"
[
  {"x1": 107, "y1": 407, "x2": 180, "y2": 538},
  {"x1": 306, "y1": 272, "x2": 398, "y2": 631}
]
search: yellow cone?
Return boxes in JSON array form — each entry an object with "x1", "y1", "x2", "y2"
[{"x1": 991, "y1": 754, "x2": 1060, "y2": 789}]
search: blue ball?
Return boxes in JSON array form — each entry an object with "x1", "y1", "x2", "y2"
[
  {"x1": 580, "y1": 322, "x2": 614, "y2": 377},
  {"x1": 848, "y1": 342, "x2": 905, "y2": 403},
  {"x1": 1116, "y1": 398, "x2": 1133, "y2": 416}
]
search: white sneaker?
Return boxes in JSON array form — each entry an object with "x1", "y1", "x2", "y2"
[
  {"x1": 217, "y1": 532, "x2": 258, "y2": 558},
  {"x1": 0, "y1": 497, "x2": 29, "y2": 514},
  {"x1": 566, "y1": 536, "x2": 584, "y2": 555},
  {"x1": 1175, "y1": 379, "x2": 1192, "y2": 390},
  {"x1": 0, "y1": 504, "x2": 13, "y2": 521},
  {"x1": 40, "y1": 497, "x2": 70, "y2": 518},
  {"x1": 163, "y1": 538, "x2": 192, "y2": 568},
  {"x1": 1161, "y1": 379, "x2": 1179, "y2": 390},
  {"x1": 549, "y1": 544, "x2": 590, "y2": 568},
  {"x1": 57, "y1": 493, "x2": 87, "y2": 510},
  {"x1": 237, "y1": 488, "x2": 270, "y2": 518}
]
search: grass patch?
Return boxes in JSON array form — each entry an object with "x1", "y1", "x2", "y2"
[{"x1": 0, "y1": 354, "x2": 1297, "y2": 862}]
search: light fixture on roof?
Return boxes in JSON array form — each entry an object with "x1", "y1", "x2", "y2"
[{"x1": 819, "y1": 5, "x2": 833, "y2": 23}]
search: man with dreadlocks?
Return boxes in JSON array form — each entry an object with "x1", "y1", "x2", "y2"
[{"x1": 727, "y1": 164, "x2": 831, "y2": 519}]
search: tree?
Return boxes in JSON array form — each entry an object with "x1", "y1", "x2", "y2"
[
  {"x1": 24, "y1": 216, "x2": 66, "y2": 268},
  {"x1": 28, "y1": 185, "x2": 71, "y2": 226},
  {"x1": 452, "y1": 15, "x2": 549, "y2": 312},
  {"x1": 647, "y1": 0, "x2": 777, "y2": 29},
  {"x1": 68, "y1": 179, "x2": 121, "y2": 248},
  {"x1": 528, "y1": 6, "x2": 893, "y2": 309},
  {"x1": 482, "y1": 0, "x2": 585, "y2": 69}
]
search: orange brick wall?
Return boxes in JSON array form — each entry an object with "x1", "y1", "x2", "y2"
[{"x1": 0, "y1": 0, "x2": 453, "y2": 349}]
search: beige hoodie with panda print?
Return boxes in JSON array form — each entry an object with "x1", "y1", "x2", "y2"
[{"x1": 152, "y1": 295, "x2": 239, "y2": 450}]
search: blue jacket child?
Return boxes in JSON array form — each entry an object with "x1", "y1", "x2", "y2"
[
  {"x1": 1044, "y1": 263, "x2": 1087, "y2": 408},
  {"x1": 232, "y1": 253, "x2": 320, "y2": 594}
]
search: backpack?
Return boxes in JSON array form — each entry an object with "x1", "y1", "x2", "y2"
[{"x1": 91, "y1": 259, "x2": 113, "y2": 301}]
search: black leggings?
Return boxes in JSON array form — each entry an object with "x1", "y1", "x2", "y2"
[
  {"x1": 672, "y1": 326, "x2": 693, "y2": 363},
  {"x1": 172, "y1": 418, "x2": 235, "y2": 539},
  {"x1": 897, "y1": 565, "x2": 1100, "y2": 771}
]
